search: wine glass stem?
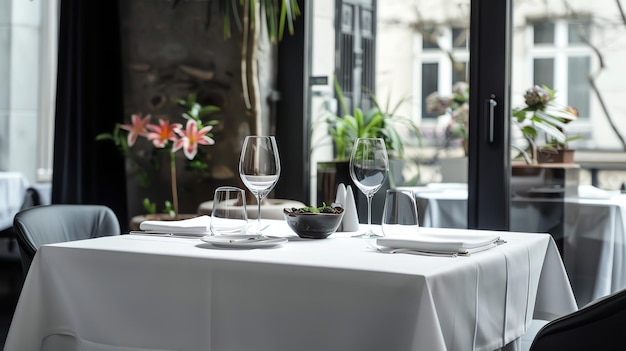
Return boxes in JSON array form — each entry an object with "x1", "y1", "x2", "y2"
[
  {"x1": 256, "y1": 195, "x2": 262, "y2": 235},
  {"x1": 366, "y1": 194, "x2": 373, "y2": 233}
]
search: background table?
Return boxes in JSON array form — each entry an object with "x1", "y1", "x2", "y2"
[
  {"x1": 399, "y1": 183, "x2": 626, "y2": 307},
  {"x1": 5, "y1": 221, "x2": 576, "y2": 351},
  {"x1": 0, "y1": 172, "x2": 30, "y2": 232}
]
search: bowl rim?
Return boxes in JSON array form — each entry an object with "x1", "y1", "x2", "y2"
[{"x1": 283, "y1": 207, "x2": 344, "y2": 216}]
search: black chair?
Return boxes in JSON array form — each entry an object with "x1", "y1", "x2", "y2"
[
  {"x1": 529, "y1": 288, "x2": 626, "y2": 350},
  {"x1": 13, "y1": 204, "x2": 121, "y2": 277},
  {"x1": 0, "y1": 187, "x2": 42, "y2": 250}
]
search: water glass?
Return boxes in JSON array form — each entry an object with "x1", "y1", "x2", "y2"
[
  {"x1": 382, "y1": 189, "x2": 419, "y2": 236},
  {"x1": 210, "y1": 186, "x2": 248, "y2": 236}
]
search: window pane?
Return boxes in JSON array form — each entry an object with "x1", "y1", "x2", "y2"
[
  {"x1": 568, "y1": 56, "x2": 590, "y2": 117},
  {"x1": 422, "y1": 63, "x2": 439, "y2": 118},
  {"x1": 452, "y1": 27, "x2": 468, "y2": 49},
  {"x1": 533, "y1": 58, "x2": 554, "y2": 88},
  {"x1": 453, "y1": 61, "x2": 468, "y2": 84},
  {"x1": 422, "y1": 28, "x2": 439, "y2": 49},
  {"x1": 568, "y1": 20, "x2": 591, "y2": 45},
  {"x1": 533, "y1": 21, "x2": 555, "y2": 45}
]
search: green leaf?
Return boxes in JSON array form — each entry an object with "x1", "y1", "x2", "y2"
[
  {"x1": 96, "y1": 133, "x2": 114, "y2": 141},
  {"x1": 534, "y1": 110, "x2": 568, "y2": 129},
  {"x1": 533, "y1": 120, "x2": 566, "y2": 143},
  {"x1": 199, "y1": 105, "x2": 221, "y2": 116},
  {"x1": 142, "y1": 198, "x2": 157, "y2": 214}
]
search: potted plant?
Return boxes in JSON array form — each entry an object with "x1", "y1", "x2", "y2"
[
  {"x1": 425, "y1": 81, "x2": 470, "y2": 156},
  {"x1": 313, "y1": 79, "x2": 421, "y2": 222},
  {"x1": 314, "y1": 78, "x2": 421, "y2": 185},
  {"x1": 512, "y1": 85, "x2": 580, "y2": 164},
  {"x1": 315, "y1": 77, "x2": 421, "y2": 161},
  {"x1": 97, "y1": 93, "x2": 220, "y2": 224}
]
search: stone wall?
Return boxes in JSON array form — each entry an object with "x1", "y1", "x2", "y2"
[{"x1": 118, "y1": 1, "x2": 254, "y2": 216}]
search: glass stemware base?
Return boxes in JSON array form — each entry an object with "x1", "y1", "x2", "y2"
[{"x1": 352, "y1": 230, "x2": 384, "y2": 239}]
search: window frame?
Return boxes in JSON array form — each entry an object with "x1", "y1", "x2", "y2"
[{"x1": 526, "y1": 18, "x2": 594, "y2": 146}]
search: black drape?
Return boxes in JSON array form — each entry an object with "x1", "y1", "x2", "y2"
[{"x1": 52, "y1": 0, "x2": 128, "y2": 230}]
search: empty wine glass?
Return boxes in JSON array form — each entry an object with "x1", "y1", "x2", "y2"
[
  {"x1": 349, "y1": 138, "x2": 389, "y2": 238},
  {"x1": 238, "y1": 136, "x2": 281, "y2": 236}
]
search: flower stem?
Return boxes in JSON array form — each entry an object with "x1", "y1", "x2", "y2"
[{"x1": 170, "y1": 151, "x2": 179, "y2": 217}]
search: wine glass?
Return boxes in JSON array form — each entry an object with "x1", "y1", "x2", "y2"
[
  {"x1": 238, "y1": 136, "x2": 281, "y2": 236},
  {"x1": 349, "y1": 138, "x2": 389, "y2": 238}
]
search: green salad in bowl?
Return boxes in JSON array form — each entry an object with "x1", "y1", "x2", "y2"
[{"x1": 283, "y1": 203, "x2": 344, "y2": 239}]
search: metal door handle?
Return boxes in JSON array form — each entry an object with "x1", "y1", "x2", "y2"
[{"x1": 487, "y1": 95, "x2": 497, "y2": 144}]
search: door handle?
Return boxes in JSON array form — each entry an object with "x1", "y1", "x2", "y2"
[{"x1": 487, "y1": 95, "x2": 497, "y2": 144}]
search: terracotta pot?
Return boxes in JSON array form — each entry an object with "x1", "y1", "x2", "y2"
[{"x1": 537, "y1": 149, "x2": 575, "y2": 164}]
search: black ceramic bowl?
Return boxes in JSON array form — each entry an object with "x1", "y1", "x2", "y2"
[{"x1": 283, "y1": 207, "x2": 345, "y2": 239}]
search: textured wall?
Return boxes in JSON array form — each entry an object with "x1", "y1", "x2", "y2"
[{"x1": 118, "y1": 1, "x2": 255, "y2": 216}]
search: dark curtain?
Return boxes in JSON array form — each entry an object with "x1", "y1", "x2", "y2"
[{"x1": 52, "y1": 0, "x2": 128, "y2": 230}]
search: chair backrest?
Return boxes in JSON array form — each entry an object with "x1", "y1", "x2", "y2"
[
  {"x1": 13, "y1": 204, "x2": 121, "y2": 276},
  {"x1": 19, "y1": 187, "x2": 42, "y2": 210},
  {"x1": 529, "y1": 287, "x2": 626, "y2": 350}
]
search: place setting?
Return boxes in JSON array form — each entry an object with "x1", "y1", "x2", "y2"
[
  {"x1": 366, "y1": 184, "x2": 504, "y2": 257},
  {"x1": 344, "y1": 138, "x2": 492, "y2": 257},
  {"x1": 130, "y1": 136, "x2": 289, "y2": 249}
]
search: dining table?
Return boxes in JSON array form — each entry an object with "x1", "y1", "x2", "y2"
[
  {"x1": 399, "y1": 183, "x2": 626, "y2": 307},
  {"x1": 4, "y1": 220, "x2": 576, "y2": 351}
]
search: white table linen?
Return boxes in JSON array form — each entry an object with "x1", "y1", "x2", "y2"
[
  {"x1": 5, "y1": 221, "x2": 576, "y2": 351},
  {"x1": 400, "y1": 184, "x2": 626, "y2": 307},
  {"x1": 398, "y1": 185, "x2": 467, "y2": 228},
  {"x1": 0, "y1": 172, "x2": 29, "y2": 231}
]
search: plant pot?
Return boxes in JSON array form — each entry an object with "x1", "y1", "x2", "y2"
[
  {"x1": 316, "y1": 160, "x2": 405, "y2": 225},
  {"x1": 537, "y1": 149, "x2": 575, "y2": 164}
]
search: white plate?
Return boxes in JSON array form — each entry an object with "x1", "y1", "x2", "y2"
[{"x1": 201, "y1": 235, "x2": 287, "y2": 248}]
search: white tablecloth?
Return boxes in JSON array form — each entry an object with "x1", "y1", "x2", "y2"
[
  {"x1": 0, "y1": 172, "x2": 29, "y2": 231},
  {"x1": 5, "y1": 221, "x2": 576, "y2": 351},
  {"x1": 400, "y1": 184, "x2": 626, "y2": 307}
]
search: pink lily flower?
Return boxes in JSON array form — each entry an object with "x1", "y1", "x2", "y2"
[
  {"x1": 173, "y1": 119, "x2": 215, "y2": 159},
  {"x1": 120, "y1": 113, "x2": 151, "y2": 146},
  {"x1": 147, "y1": 119, "x2": 183, "y2": 148}
]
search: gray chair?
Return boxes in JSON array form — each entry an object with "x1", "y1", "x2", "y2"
[
  {"x1": 13, "y1": 204, "x2": 120, "y2": 277},
  {"x1": 528, "y1": 287, "x2": 626, "y2": 350}
]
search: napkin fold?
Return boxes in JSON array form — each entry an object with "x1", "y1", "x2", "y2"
[
  {"x1": 377, "y1": 231, "x2": 500, "y2": 255},
  {"x1": 332, "y1": 183, "x2": 347, "y2": 231},
  {"x1": 341, "y1": 185, "x2": 360, "y2": 232},
  {"x1": 139, "y1": 215, "x2": 211, "y2": 234}
]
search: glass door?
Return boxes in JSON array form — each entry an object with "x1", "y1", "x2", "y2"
[{"x1": 508, "y1": 0, "x2": 626, "y2": 306}]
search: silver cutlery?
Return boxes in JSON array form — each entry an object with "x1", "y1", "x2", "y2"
[{"x1": 127, "y1": 231, "x2": 204, "y2": 239}]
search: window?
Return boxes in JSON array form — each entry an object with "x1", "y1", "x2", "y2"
[
  {"x1": 0, "y1": 0, "x2": 58, "y2": 183},
  {"x1": 335, "y1": 0, "x2": 376, "y2": 115},
  {"x1": 418, "y1": 25, "x2": 469, "y2": 120},
  {"x1": 529, "y1": 19, "x2": 592, "y2": 119}
]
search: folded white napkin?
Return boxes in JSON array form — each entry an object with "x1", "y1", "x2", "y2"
[
  {"x1": 377, "y1": 231, "x2": 500, "y2": 255},
  {"x1": 139, "y1": 215, "x2": 211, "y2": 234}
]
